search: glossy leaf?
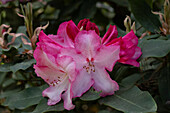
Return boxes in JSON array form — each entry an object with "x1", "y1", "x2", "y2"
[
  {"x1": 32, "y1": 98, "x2": 64, "y2": 113},
  {"x1": 121, "y1": 73, "x2": 141, "y2": 88},
  {"x1": 0, "y1": 59, "x2": 36, "y2": 73},
  {"x1": 139, "y1": 39, "x2": 170, "y2": 58},
  {"x1": 2, "y1": 86, "x2": 46, "y2": 110},
  {"x1": 80, "y1": 88, "x2": 101, "y2": 101},
  {"x1": 99, "y1": 86, "x2": 157, "y2": 113}
]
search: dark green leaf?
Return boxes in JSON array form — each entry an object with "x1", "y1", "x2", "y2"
[
  {"x1": 158, "y1": 63, "x2": 170, "y2": 103},
  {"x1": 2, "y1": 78, "x2": 15, "y2": 87},
  {"x1": 80, "y1": 89, "x2": 101, "y2": 101},
  {"x1": 121, "y1": 73, "x2": 141, "y2": 88},
  {"x1": 0, "y1": 72, "x2": 6, "y2": 85},
  {"x1": 32, "y1": 98, "x2": 64, "y2": 113},
  {"x1": 139, "y1": 39, "x2": 170, "y2": 58},
  {"x1": 10, "y1": 59, "x2": 36, "y2": 73},
  {"x1": 0, "y1": 89, "x2": 21, "y2": 99},
  {"x1": 0, "y1": 59, "x2": 36, "y2": 73},
  {"x1": 3, "y1": 86, "x2": 44, "y2": 110},
  {"x1": 129, "y1": 0, "x2": 161, "y2": 32},
  {"x1": 99, "y1": 86, "x2": 157, "y2": 113}
]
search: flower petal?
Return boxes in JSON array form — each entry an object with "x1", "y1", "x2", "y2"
[
  {"x1": 94, "y1": 45, "x2": 120, "y2": 71},
  {"x1": 122, "y1": 30, "x2": 138, "y2": 48},
  {"x1": 33, "y1": 46, "x2": 57, "y2": 68},
  {"x1": 57, "y1": 21, "x2": 74, "y2": 47},
  {"x1": 56, "y1": 56, "x2": 76, "y2": 81},
  {"x1": 60, "y1": 48, "x2": 86, "y2": 70},
  {"x1": 131, "y1": 47, "x2": 142, "y2": 60},
  {"x1": 62, "y1": 84, "x2": 75, "y2": 110},
  {"x1": 102, "y1": 25, "x2": 118, "y2": 45},
  {"x1": 66, "y1": 20, "x2": 79, "y2": 42},
  {"x1": 72, "y1": 69, "x2": 94, "y2": 98},
  {"x1": 92, "y1": 67, "x2": 119, "y2": 97},
  {"x1": 42, "y1": 79, "x2": 68, "y2": 105},
  {"x1": 74, "y1": 30, "x2": 101, "y2": 58}
]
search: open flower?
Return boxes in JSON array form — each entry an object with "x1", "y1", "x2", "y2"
[
  {"x1": 34, "y1": 20, "x2": 121, "y2": 110},
  {"x1": 34, "y1": 33, "x2": 76, "y2": 110},
  {"x1": 61, "y1": 30, "x2": 120, "y2": 97},
  {"x1": 101, "y1": 25, "x2": 142, "y2": 67}
]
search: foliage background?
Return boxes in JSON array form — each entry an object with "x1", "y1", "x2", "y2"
[{"x1": 0, "y1": 0, "x2": 170, "y2": 113}]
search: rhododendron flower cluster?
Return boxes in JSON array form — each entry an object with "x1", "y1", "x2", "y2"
[{"x1": 34, "y1": 19, "x2": 142, "y2": 110}]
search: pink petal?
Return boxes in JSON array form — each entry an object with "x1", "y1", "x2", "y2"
[
  {"x1": 62, "y1": 85, "x2": 75, "y2": 110},
  {"x1": 131, "y1": 47, "x2": 142, "y2": 60},
  {"x1": 102, "y1": 25, "x2": 118, "y2": 45},
  {"x1": 92, "y1": 67, "x2": 119, "y2": 97},
  {"x1": 56, "y1": 56, "x2": 76, "y2": 82},
  {"x1": 60, "y1": 47, "x2": 86, "y2": 70},
  {"x1": 72, "y1": 69, "x2": 94, "y2": 98},
  {"x1": 33, "y1": 46, "x2": 57, "y2": 68},
  {"x1": 94, "y1": 45, "x2": 120, "y2": 71},
  {"x1": 122, "y1": 30, "x2": 138, "y2": 48},
  {"x1": 42, "y1": 79, "x2": 68, "y2": 105},
  {"x1": 57, "y1": 22, "x2": 74, "y2": 47},
  {"x1": 77, "y1": 19, "x2": 99, "y2": 35},
  {"x1": 74, "y1": 30, "x2": 101, "y2": 58},
  {"x1": 66, "y1": 20, "x2": 79, "y2": 42}
]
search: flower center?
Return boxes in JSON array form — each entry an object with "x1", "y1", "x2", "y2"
[
  {"x1": 83, "y1": 58, "x2": 95, "y2": 74},
  {"x1": 46, "y1": 70, "x2": 67, "y2": 86}
]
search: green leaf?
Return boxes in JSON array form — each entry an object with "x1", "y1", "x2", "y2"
[
  {"x1": 3, "y1": 86, "x2": 45, "y2": 110},
  {"x1": 158, "y1": 63, "x2": 170, "y2": 103},
  {"x1": 121, "y1": 73, "x2": 141, "y2": 88},
  {"x1": 139, "y1": 39, "x2": 170, "y2": 58},
  {"x1": 32, "y1": 98, "x2": 64, "y2": 113},
  {"x1": 0, "y1": 59, "x2": 36, "y2": 73},
  {"x1": 80, "y1": 88, "x2": 101, "y2": 101},
  {"x1": 0, "y1": 89, "x2": 21, "y2": 99},
  {"x1": 0, "y1": 72, "x2": 6, "y2": 85},
  {"x1": 2, "y1": 78, "x2": 15, "y2": 88},
  {"x1": 10, "y1": 59, "x2": 36, "y2": 73},
  {"x1": 128, "y1": 0, "x2": 161, "y2": 32},
  {"x1": 99, "y1": 86, "x2": 157, "y2": 113}
]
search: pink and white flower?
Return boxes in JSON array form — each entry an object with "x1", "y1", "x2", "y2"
[
  {"x1": 34, "y1": 32, "x2": 76, "y2": 110},
  {"x1": 61, "y1": 30, "x2": 120, "y2": 97}
]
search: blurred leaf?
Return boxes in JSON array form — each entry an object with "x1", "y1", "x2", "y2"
[
  {"x1": 10, "y1": 59, "x2": 36, "y2": 73},
  {"x1": 0, "y1": 72, "x2": 6, "y2": 85},
  {"x1": 121, "y1": 73, "x2": 141, "y2": 88},
  {"x1": 140, "y1": 58, "x2": 161, "y2": 71},
  {"x1": 145, "y1": 0, "x2": 153, "y2": 8},
  {"x1": 129, "y1": 0, "x2": 161, "y2": 32},
  {"x1": 0, "y1": 89, "x2": 21, "y2": 99},
  {"x1": 0, "y1": 59, "x2": 36, "y2": 73},
  {"x1": 158, "y1": 63, "x2": 170, "y2": 103},
  {"x1": 78, "y1": 0, "x2": 97, "y2": 19},
  {"x1": 80, "y1": 88, "x2": 101, "y2": 101},
  {"x1": 32, "y1": 98, "x2": 64, "y2": 113},
  {"x1": 108, "y1": 0, "x2": 129, "y2": 7},
  {"x1": 139, "y1": 39, "x2": 170, "y2": 58},
  {"x1": 99, "y1": 86, "x2": 157, "y2": 113},
  {"x1": 12, "y1": 71, "x2": 28, "y2": 80},
  {"x1": 2, "y1": 78, "x2": 15, "y2": 88},
  {"x1": 98, "y1": 110, "x2": 110, "y2": 113},
  {"x1": 2, "y1": 86, "x2": 46, "y2": 110}
]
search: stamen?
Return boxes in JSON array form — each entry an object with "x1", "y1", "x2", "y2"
[{"x1": 83, "y1": 58, "x2": 95, "y2": 74}]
